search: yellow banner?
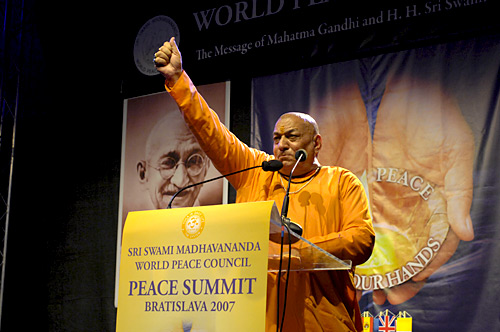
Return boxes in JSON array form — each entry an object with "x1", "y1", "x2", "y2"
[{"x1": 116, "y1": 201, "x2": 274, "y2": 332}]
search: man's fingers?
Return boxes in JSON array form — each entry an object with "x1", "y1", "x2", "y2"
[
  {"x1": 157, "y1": 39, "x2": 175, "y2": 58},
  {"x1": 372, "y1": 278, "x2": 426, "y2": 305},
  {"x1": 155, "y1": 38, "x2": 182, "y2": 87},
  {"x1": 386, "y1": 279, "x2": 426, "y2": 305},
  {"x1": 154, "y1": 38, "x2": 180, "y2": 66},
  {"x1": 153, "y1": 49, "x2": 167, "y2": 63},
  {"x1": 372, "y1": 289, "x2": 387, "y2": 305},
  {"x1": 154, "y1": 47, "x2": 172, "y2": 67},
  {"x1": 158, "y1": 45, "x2": 172, "y2": 58},
  {"x1": 412, "y1": 229, "x2": 459, "y2": 282},
  {"x1": 153, "y1": 57, "x2": 167, "y2": 67}
]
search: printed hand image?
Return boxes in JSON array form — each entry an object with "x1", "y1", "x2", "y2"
[
  {"x1": 309, "y1": 71, "x2": 474, "y2": 305},
  {"x1": 363, "y1": 75, "x2": 474, "y2": 305},
  {"x1": 252, "y1": 47, "x2": 479, "y2": 307}
]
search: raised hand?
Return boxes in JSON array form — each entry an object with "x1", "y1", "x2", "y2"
[{"x1": 154, "y1": 37, "x2": 183, "y2": 87}]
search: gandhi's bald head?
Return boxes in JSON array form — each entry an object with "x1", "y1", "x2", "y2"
[
  {"x1": 138, "y1": 112, "x2": 209, "y2": 208},
  {"x1": 145, "y1": 112, "x2": 195, "y2": 161}
]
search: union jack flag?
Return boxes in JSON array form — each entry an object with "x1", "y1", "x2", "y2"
[{"x1": 378, "y1": 313, "x2": 396, "y2": 332}]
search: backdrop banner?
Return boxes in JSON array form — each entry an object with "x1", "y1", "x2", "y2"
[
  {"x1": 251, "y1": 34, "x2": 500, "y2": 331},
  {"x1": 122, "y1": 0, "x2": 497, "y2": 94}
]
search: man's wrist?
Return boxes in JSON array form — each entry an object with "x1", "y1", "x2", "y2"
[
  {"x1": 165, "y1": 71, "x2": 184, "y2": 91},
  {"x1": 165, "y1": 72, "x2": 182, "y2": 89}
]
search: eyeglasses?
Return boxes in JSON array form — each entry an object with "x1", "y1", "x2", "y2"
[{"x1": 147, "y1": 153, "x2": 206, "y2": 179}]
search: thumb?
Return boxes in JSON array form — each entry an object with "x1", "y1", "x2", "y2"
[
  {"x1": 447, "y1": 195, "x2": 474, "y2": 241},
  {"x1": 441, "y1": 104, "x2": 474, "y2": 241},
  {"x1": 170, "y1": 37, "x2": 181, "y2": 57},
  {"x1": 443, "y1": 155, "x2": 474, "y2": 241}
]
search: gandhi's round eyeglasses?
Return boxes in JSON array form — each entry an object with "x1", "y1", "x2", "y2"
[{"x1": 148, "y1": 153, "x2": 206, "y2": 179}]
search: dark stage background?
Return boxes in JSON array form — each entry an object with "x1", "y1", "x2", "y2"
[{"x1": 1, "y1": 0, "x2": 499, "y2": 330}]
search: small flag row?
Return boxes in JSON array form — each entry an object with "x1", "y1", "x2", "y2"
[{"x1": 362, "y1": 310, "x2": 412, "y2": 332}]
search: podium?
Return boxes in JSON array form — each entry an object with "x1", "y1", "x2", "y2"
[{"x1": 116, "y1": 201, "x2": 351, "y2": 332}]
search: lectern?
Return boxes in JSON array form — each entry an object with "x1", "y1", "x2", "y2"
[{"x1": 116, "y1": 201, "x2": 351, "y2": 332}]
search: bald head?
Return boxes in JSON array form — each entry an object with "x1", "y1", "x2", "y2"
[
  {"x1": 145, "y1": 113, "x2": 196, "y2": 161},
  {"x1": 277, "y1": 112, "x2": 320, "y2": 137}
]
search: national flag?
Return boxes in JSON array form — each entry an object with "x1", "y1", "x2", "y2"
[
  {"x1": 377, "y1": 311, "x2": 396, "y2": 332},
  {"x1": 396, "y1": 311, "x2": 412, "y2": 332},
  {"x1": 362, "y1": 311, "x2": 373, "y2": 332}
]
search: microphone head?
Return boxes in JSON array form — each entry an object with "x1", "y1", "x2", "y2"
[
  {"x1": 295, "y1": 149, "x2": 308, "y2": 162},
  {"x1": 262, "y1": 160, "x2": 283, "y2": 172}
]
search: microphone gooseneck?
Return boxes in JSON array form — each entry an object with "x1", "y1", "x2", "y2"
[
  {"x1": 281, "y1": 149, "x2": 307, "y2": 220},
  {"x1": 167, "y1": 159, "x2": 283, "y2": 209}
]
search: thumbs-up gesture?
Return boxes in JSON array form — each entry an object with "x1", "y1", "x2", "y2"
[{"x1": 154, "y1": 37, "x2": 183, "y2": 87}]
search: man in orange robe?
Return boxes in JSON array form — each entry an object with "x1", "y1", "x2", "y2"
[{"x1": 154, "y1": 37, "x2": 375, "y2": 332}]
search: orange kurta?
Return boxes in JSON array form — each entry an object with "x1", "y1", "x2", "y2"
[{"x1": 167, "y1": 72, "x2": 375, "y2": 332}]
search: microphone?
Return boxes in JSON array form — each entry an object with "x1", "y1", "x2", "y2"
[
  {"x1": 262, "y1": 159, "x2": 284, "y2": 172},
  {"x1": 294, "y1": 149, "x2": 307, "y2": 162},
  {"x1": 167, "y1": 159, "x2": 283, "y2": 208},
  {"x1": 280, "y1": 149, "x2": 307, "y2": 237}
]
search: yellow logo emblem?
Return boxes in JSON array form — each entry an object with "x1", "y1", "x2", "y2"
[{"x1": 182, "y1": 211, "x2": 205, "y2": 239}]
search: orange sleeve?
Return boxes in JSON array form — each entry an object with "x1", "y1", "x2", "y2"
[
  {"x1": 308, "y1": 171, "x2": 375, "y2": 266},
  {"x1": 167, "y1": 71, "x2": 271, "y2": 189}
]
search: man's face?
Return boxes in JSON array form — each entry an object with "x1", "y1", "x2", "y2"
[
  {"x1": 273, "y1": 114, "x2": 320, "y2": 175},
  {"x1": 142, "y1": 136, "x2": 208, "y2": 209}
]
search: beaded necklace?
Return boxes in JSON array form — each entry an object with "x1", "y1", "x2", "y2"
[{"x1": 279, "y1": 167, "x2": 321, "y2": 194}]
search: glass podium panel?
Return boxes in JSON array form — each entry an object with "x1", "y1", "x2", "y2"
[{"x1": 267, "y1": 203, "x2": 352, "y2": 272}]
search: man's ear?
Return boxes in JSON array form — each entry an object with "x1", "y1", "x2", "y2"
[
  {"x1": 314, "y1": 134, "x2": 322, "y2": 156},
  {"x1": 203, "y1": 159, "x2": 211, "y2": 178},
  {"x1": 137, "y1": 161, "x2": 148, "y2": 183}
]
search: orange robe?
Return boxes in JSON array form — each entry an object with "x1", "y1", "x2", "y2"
[{"x1": 167, "y1": 71, "x2": 375, "y2": 332}]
